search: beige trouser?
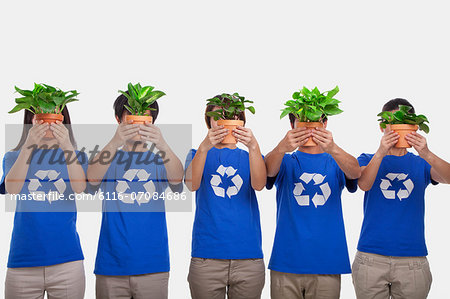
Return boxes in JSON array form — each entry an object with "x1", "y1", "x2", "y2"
[
  {"x1": 270, "y1": 270, "x2": 341, "y2": 299},
  {"x1": 352, "y1": 251, "x2": 432, "y2": 299},
  {"x1": 96, "y1": 271, "x2": 169, "y2": 299},
  {"x1": 187, "y1": 257, "x2": 265, "y2": 299},
  {"x1": 5, "y1": 260, "x2": 85, "y2": 299}
]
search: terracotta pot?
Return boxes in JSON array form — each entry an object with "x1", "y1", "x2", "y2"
[
  {"x1": 125, "y1": 115, "x2": 153, "y2": 141},
  {"x1": 295, "y1": 121, "x2": 324, "y2": 147},
  {"x1": 389, "y1": 124, "x2": 418, "y2": 148},
  {"x1": 35, "y1": 113, "x2": 64, "y2": 138},
  {"x1": 217, "y1": 119, "x2": 244, "y2": 144}
]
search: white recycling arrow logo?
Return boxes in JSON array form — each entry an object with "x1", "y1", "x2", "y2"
[
  {"x1": 380, "y1": 173, "x2": 414, "y2": 201},
  {"x1": 293, "y1": 172, "x2": 331, "y2": 208},
  {"x1": 28, "y1": 170, "x2": 67, "y2": 203},
  {"x1": 210, "y1": 165, "x2": 243, "y2": 198},
  {"x1": 116, "y1": 169, "x2": 155, "y2": 205}
]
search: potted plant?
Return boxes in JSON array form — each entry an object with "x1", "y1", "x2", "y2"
[
  {"x1": 8, "y1": 83, "x2": 79, "y2": 138},
  {"x1": 205, "y1": 93, "x2": 255, "y2": 144},
  {"x1": 280, "y1": 86, "x2": 342, "y2": 146},
  {"x1": 377, "y1": 105, "x2": 429, "y2": 148}
]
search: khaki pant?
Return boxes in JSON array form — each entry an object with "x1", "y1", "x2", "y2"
[
  {"x1": 5, "y1": 260, "x2": 85, "y2": 299},
  {"x1": 96, "y1": 272, "x2": 169, "y2": 299},
  {"x1": 188, "y1": 258, "x2": 265, "y2": 299},
  {"x1": 352, "y1": 251, "x2": 432, "y2": 299},
  {"x1": 270, "y1": 270, "x2": 341, "y2": 299}
]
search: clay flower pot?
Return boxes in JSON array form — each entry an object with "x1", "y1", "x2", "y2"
[
  {"x1": 35, "y1": 113, "x2": 64, "y2": 138},
  {"x1": 295, "y1": 120, "x2": 324, "y2": 147},
  {"x1": 217, "y1": 119, "x2": 244, "y2": 144},
  {"x1": 125, "y1": 115, "x2": 153, "y2": 141},
  {"x1": 389, "y1": 124, "x2": 418, "y2": 148}
]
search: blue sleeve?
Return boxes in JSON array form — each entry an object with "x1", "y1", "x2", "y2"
[
  {"x1": 423, "y1": 159, "x2": 438, "y2": 186},
  {"x1": 183, "y1": 149, "x2": 197, "y2": 184},
  {"x1": 357, "y1": 153, "x2": 373, "y2": 167},
  {"x1": 266, "y1": 154, "x2": 288, "y2": 190},
  {"x1": 157, "y1": 153, "x2": 183, "y2": 193},
  {"x1": 334, "y1": 156, "x2": 358, "y2": 193},
  {"x1": 0, "y1": 152, "x2": 19, "y2": 194}
]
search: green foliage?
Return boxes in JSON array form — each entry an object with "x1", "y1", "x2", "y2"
[
  {"x1": 9, "y1": 83, "x2": 79, "y2": 114},
  {"x1": 377, "y1": 105, "x2": 430, "y2": 133},
  {"x1": 280, "y1": 86, "x2": 343, "y2": 122},
  {"x1": 205, "y1": 93, "x2": 255, "y2": 121},
  {"x1": 118, "y1": 83, "x2": 166, "y2": 116}
]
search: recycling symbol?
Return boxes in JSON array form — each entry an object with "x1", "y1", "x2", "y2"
[
  {"x1": 293, "y1": 172, "x2": 331, "y2": 208},
  {"x1": 28, "y1": 170, "x2": 67, "y2": 203},
  {"x1": 210, "y1": 165, "x2": 243, "y2": 198},
  {"x1": 380, "y1": 173, "x2": 414, "y2": 200},
  {"x1": 116, "y1": 169, "x2": 155, "y2": 205}
]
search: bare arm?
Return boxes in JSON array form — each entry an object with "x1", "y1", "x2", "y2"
[
  {"x1": 233, "y1": 126, "x2": 266, "y2": 190},
  {"x1": 358, "y1": 130, "x2": 399, "y2": 191},
  {"x1": 406, "y1": 132, "x2": 450, "y2": 184},
  {"x1": 312, "y1": 128, "x2": 361, "y2": 179},
  {"x1": 185, "y1": 126, "x2": 228, "y2": 191}
]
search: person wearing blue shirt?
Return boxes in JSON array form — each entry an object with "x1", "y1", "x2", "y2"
[
  {"x1": 264, "y1": 112, "x2": 361, "y2": 299},
  {"x1": 353, "y1": 98, "x2": 450, "y2": 299},
  {"x1": 1, "y1": 107, "x2": 87, "y2": 299},
  {"x1": 87, "y1": 92, "x2": 184, "y2": 299},
  {"x1": 184, "y1": 94, "x2": 267, "y2": 299}
]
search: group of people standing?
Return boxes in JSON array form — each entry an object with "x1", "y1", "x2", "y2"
[{"x1": 1, "y1": 93, "x2": 449, "y2": 299}]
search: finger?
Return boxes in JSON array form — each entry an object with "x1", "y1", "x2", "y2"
[
  {"x1": 311, "y1": 130, "x2": 330, "y2": 139},
  {"x1": 311, "y1": 133, "x2": 327, "y2": 143},
  {"x1": 211, "y1": 129, "x2": 229, "y2": 137}
]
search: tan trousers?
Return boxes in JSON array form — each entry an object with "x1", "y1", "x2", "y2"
[
  {"x1": 187, "y1": 258, "x2": 265, "y2": 299},
  {"x1": 96, "y1": 272, "x2": 169, "y2": 299},
  {"x1": 352, "y1": 251, "x2": 432, "y2": 299},
  {"x1": 5, "y1": 260, "x2": 85, "y2": 299},
  {"x1": 270, "y1": 270, "x2": 341, "y2": 299}
]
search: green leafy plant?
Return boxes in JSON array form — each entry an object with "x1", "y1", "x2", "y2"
[
  {"x1": 377, "y1": 105, "x2": 430, "y2": 133},
  {"x1": 8, "y1": 83, "x2": 79, "y2": 114},
  {"x1": 205, "y1": 93, "x2": 255, "y2": 120},
  {"x1": 280, "y1": 86, "x2": 343, "y2": 122},
  {"x1": 119, "y1": 83, "x2": 166, "y2": 116}
]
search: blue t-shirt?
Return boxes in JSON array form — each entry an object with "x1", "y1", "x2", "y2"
[
  {"x1": 184, "y1": 147, "x2": 263, "y2": 259},
  {"x1": 0, "y1": 149, "x2": 86, "y2": 268},
  {"x1": 357, "y1": 152, "x2": 436, "y2": 257},
  {"x1": 266, "y1": 151, "x2": 357, "y2": 274},
  {"x1": 94, "y1": 150, "x2": 182, "y2": 276}
]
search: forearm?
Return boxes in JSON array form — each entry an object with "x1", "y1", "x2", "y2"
[
  {"x1": 329, "y1": 145, "x2": 361, "y2": 180},
  {"x1": 87, "y1": 141, "x2": 118, "y2": 185},
  {"x1": 5, "y1": 148, "x2": 34, "y2": 194},
  {"x1": 64, "y1": 148, "x2": 87, "y2": 194},
  {"x1": 249, "y1": 144, "x2": 266, "y2": 191},
  {"x1": 161, "y1": 147, "x2": 184, "y2": 185},
  {"x1": 423, "y1": 151, "x2": 450, "y2": 184},
  {"x1": 358, "y1": 152, "x2": 384, "y2": 191},
  {"x1": 185, "y1": 147, "x2": 208, "y2": 191},
  {"x1": 264, "y1": 144, "x2": 285, "y2": 177}
]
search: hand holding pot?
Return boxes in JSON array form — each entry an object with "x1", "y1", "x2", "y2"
[
  {"x1": 139, "y1": 122, "x2": 169, "y2": 151},
  {"x1": 24, "y1": 120, "x2": 48, "y2": 148},
  {"x1": 50, "y1": 121, "x2": 72, "y2": 150},
  {"x1": 111, "y1": 120, "x2": 139, "y2": 148},
  {"x1": 200, "y1": 126, "x2": 228, "y2": 151},
  {"x1": 232, "y1": 126, "x2": 258, "y2": 150},
  {"x1": 405, "y1": 131, "x2": 430, "y2": 158},
  {"x1": 311, "y1": 127, "x2": 336, "y2": 153},
  {"x1": 278, "y1": 128, "x2": 311, "y2": 153},
  {"x1": 377, "y1": 130, "x2": 399, "y2": 157}
]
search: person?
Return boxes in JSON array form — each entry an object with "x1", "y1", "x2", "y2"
[
  {"x1": 352, "y1": 98, "x2": 450, "y2": 299},
  {"x1": 1, "y1": 108, "x2": 87, "y2": 299},
  {"x1": 184, "y1": 94, "x2": 267, "y2": 299},
  {"x1": 264, "y1": 113, "x2": 361, "y2": 299},
  {"x1": 87, "y1": 92, "x2": 184, "y2": 299}
]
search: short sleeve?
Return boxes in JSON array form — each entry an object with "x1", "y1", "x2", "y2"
[
  {"x1": 75, "y1": 151, "x2": 89, "y2": 174},
  {"x1": 357, "y1": 153, "x2": 373, "y2": 167},
  {"x1": 266, "y1": 154, "x2": 288, "y2": 190},
  {"x1": 184, "y1": 149, "x2": 197, "y2": 172},
  {"x1": 423, "y1": 159, "x2": 438, "y2": 186},
  {"x1": 0, "y1": 151, "x2": 19, "y2": 194}
]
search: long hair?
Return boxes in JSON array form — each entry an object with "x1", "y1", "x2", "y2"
[{"x1": 12, "y1": 107, "x2": 77, "y2": 151}]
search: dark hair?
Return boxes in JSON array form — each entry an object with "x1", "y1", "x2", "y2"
[
  {"x1": 287, "y1": 113, "x2": 327, "y2": 128},
  {"x1": 382, "y1": 98, "x2": 415, "y2": 114},
  {"x1": 204, "y1": 94, "x2": 246, "y2": 129},
  {"x1": 113, "y1": 93, "x2": 159, "y2": 123}
]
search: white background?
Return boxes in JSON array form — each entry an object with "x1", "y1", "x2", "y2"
[{"x1": 1, "y1": 0, "x2": 449, "y2": 298}]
